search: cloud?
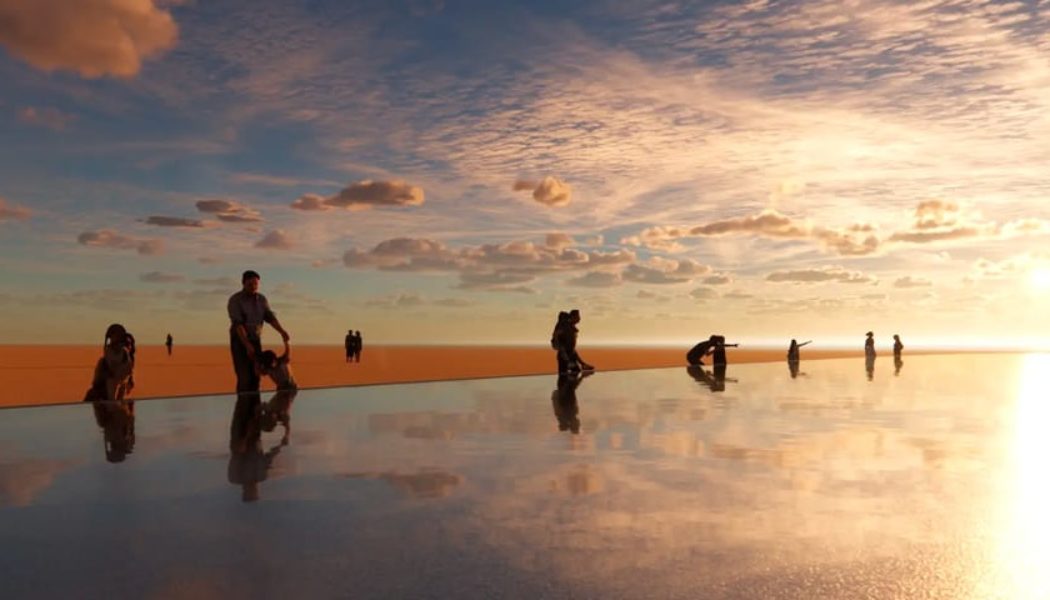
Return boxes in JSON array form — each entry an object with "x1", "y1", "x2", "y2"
[
  {"x1": 690, "y1": 287, "x2": 719, "y2": 301},
  {"x1": 894, "y1": 276, "x2": 932, "y2": 288},
  {"x1": 622, "y1": 258, "x2": 711, "y2": 285},
  {"x1": 255, "y1": 230, "x2": 294, "y2": 250},
  {"x1": 17, "y1": 106, "x2": 75, "y2": 131},
  {"x1": 0, "y1": 0, "x2": 179, "y2": 78},
  {"x1": 545, "y1": 233, "x2": 575, "y2": 249},
  {"x1": 765, "y1": 266, "x2": 876, "y2": 284},
  {"x1": 567, "y1": 271, "x2": 623, "y2": 287},
  {"x1": 456, "y1": 270, "x2": 537, "y2": 293},
  {"x1": 703, "y1": 274, "x2": 733, "y2": 285},
  {"x1": 514, "y1": 176, "x2": 572, "y2": 207},
  {"x1": 142, "y1": 216, "x2": 206, "y2": 228},
  {"x1": 290, "y1": 194, "x2": 329, "y2": 211},
  {"x1": 140, "y1": 271, "x2": 185, "y2": 283},
  {"x1": 77, "y1": 230, "x2": 162, "y2": 255},
  {"x1": 0, "y1": 197, "x2": 31, "y2": 221},
  {"x1": 365, "y1": 293, "x2": 425, "y2": 308},
  {"x1": 195, "y1": 199, "x2": 262, "y2": 223},
  {"x1": 325, "y1": 180, "x2": 424, "y2": 209},
  {"x1": 193, "y1": 276, "x2": 237, "y2": 287},
  {"x1": 623, "y1": 210, "x2": 880, "y2": 256}
]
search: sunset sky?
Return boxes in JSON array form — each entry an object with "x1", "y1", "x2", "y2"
[{"x1": 1, "y1": 0, "x2": 1049, "y2": 347}]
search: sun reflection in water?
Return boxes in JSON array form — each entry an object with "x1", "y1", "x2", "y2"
[{"x1": 995, "y1": 354, "x2": 1050, "y2": 599}]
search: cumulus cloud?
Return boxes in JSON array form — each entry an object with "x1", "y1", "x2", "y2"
[
  {"x1": 514, "y1": 176, "x2": 572, "y2": 207},
  {"x1": 17, "y1": 106, "x2": 74, "y2": 131},
  {"x1": 77, "y1": 230, "x2": 162, "y2": 255},
  {"x1": 0, "y1": 0, "x2": 179, "y2": 78},
  {"x1": 0, "y1": 197, "x2": 31, "y2": 221},
  {"x1": 142, "y1": 215, "x2": 206, "y2": 228},
  {"x1": 766, "y1": 266, "x2": 876, "y2": 284},
  {"x1": 622, "y1": 210, "x2": 879, "y2": 256},
  {"x1": 703, "y1": 274, "x2": 733, "y2": 285},
  {"x1": 545, "y1": 233, "x2": 575, "y2": 249},
  {"x1": 255, "y1": 230, "x2": 294, "y2": 250},
  {"x1": 195, "y1": 199, "x2": 262, "y2": 222},
  {"x1": 622, "y1": 258, "x2": 711, "y2": 285},
  {"x1": 567, "y1": 271, "x2": 623, "y2": 287},
  {"x1": 326, "y1": 180, "x2": 424, "y2": 208},
  {"x1": 140, "y1": 271, "x2": 185, "y2": 283},
  {"x1": 887, "y1": 200, "x2": 997, "y2": 244},
  {"x1": 894, "y1": 276, "x2": 932, "y2": 288},
  {"x1": 290, "y1": 194, "x2": 329, "y2": 211}
]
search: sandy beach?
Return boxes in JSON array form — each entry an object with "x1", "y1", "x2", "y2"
[{"x1": 0, "y1": 344, "x2": 884, "y2": 408}]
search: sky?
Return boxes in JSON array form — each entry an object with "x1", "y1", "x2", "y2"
[{"x1": 1, "y1": 0, "x2": 1050, "y2": 347}]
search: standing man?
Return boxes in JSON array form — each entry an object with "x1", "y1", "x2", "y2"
[
  {"x1": 228, "y1": 270, "x2": 290, "y2": 398},
  {"x1": 165, "y1": 333, "x2": 173, "y2": 357},
  {"x1": 353, "y1": 330, "x2": 363, "y2": 363},
  {"x1": 344, "y1": 329, "x2": 354, "y2": 363}
]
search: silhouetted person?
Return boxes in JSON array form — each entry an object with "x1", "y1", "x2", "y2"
[
  {"x1": 345, "y1": 329, "x2": 353, "y2": 363},
  {"x1": 228, "y1": 393, "x2": 282, "y2": 502},
  {"x1": 551, "y1": 371, "x2": 590, "y2": 434},
  {"x1": 864, "y1": 331, "x2": 876, "y2": 360},
  {"x1": 353, "y1": 330, "x2": 363, "y2": 362},
  {"x1": 552, "y1": 309, "x2": 593, "y2": 373},
  {"x1": 686, "y1": 335, "x2": 717, "y2": 366},
  {"x1": 83, "y1": 323, "x2": 136, "y2": 403},
  {"x1": 711, "y1": 335, "x2": 738, "y2": 366},
  {"x1": 893, "y1": 334, "x2": 903, "y2": 360},
  {"x1": 228, "y1": 270, "x2": 290, "y2": 401},
  {"x1": 551, "y1": 311, "x2": 572, "y2": 372},
  {"x1": 787, "y1": 339, "x2": 811, "y2": 361},
  {"x1": 165, "y1": 333, "x2": 173, "y2": 356}
]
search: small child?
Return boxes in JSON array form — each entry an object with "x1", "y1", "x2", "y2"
[
  {"x1": 257, "y1": 341, "x2": 297, "y2": 444},
  {"x1": 84, "y1": 323, "x2": 136, "y2": 403}
]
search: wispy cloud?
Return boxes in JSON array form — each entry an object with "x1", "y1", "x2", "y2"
[
  {"x1": 140, "y1": 271, "x2": 185, "y2": 283},
  {"x1": 0, "y1": 197, "x2": 31, "y2": 221},
  {"x1": 765, "y1": 266, "x2": 876, "y2": 285},
  {"x1": 17, "y1": 106, "x2": 75, "y2": 131},
  {"x1": 142, "y1": 216, "x2": 207, "y2": 228},
  {"x1": 77, "y1": 230, "x2": 163, "y2": 255}
]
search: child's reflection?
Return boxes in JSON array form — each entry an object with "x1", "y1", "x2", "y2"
[{"x1": 228, "y1": 392, "x2": 291, "y2": 502}]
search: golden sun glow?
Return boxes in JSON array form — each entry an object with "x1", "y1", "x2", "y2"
[{"x1": 1028, "y1": 268, "x2": 1050, "y2": 292}]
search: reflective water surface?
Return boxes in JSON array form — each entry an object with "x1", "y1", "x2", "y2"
[{"x1": 0, "y1": 354, "x2": 1046, "y2": 599}]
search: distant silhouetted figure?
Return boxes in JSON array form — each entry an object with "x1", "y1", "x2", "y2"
[
  {"x1": 353, "y1": 331, "x2": 363, "y2": 362},
  {"x1": 787, "y1": 339, "x2": 811, "y2": 361},
  {"x1": 686, "y1": 336, "x2": 717, "y2": 366},
  {"x1": 165, "y1": 333, "x2": 173, "y2": 356},
  {"x1": 551, "y1": 371, "x2": 590, "y2": 434},
  {"x1": 893, "y1": 334, "x2": 903, "y2": 359},
  {"x1": 864, "y1": 332, "x2": 876, "y2": 359},
  {"x1": 345, "y1": 329, "x2": 353, "y2": 363},
  {"x1": 84, "y1": 323, "x2": 136, "y2": 403}
]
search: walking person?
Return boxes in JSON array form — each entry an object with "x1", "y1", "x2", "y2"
[
  {"x1": 892, "y1": 334, "x2": 903, "y2": 360},
  {"x1": 345, "y1": 329, "x2": 353, "y2": 363},
  {"x1": 165, "y1": 333, "x2": 173, "y2": 357},
  {"x1": 353, "y1": 330, "x2": 363, "y2": 363},
  {"x1": 227, "y1": 270, "x2": 290, "y2": 400}
]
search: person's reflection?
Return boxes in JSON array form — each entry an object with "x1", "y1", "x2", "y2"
[
  {"x1": 228, "y1": 392, "x2": 287, "y2": 502},
  {"x1": 687, "y1": 364, "x2": 734, "y2": 392},
  {"x1": 92, "y1": 400, "x2": 135, "y2": 463},
  {"x1": 551, "y1": 371, "x2": 590, "y2": 434},
  {"x1": 894, "y1": 356, "x2": 903, "y2": 376},
  {"x1": 787, "y1": 358, "x2": 801, "y2": 379},
  {"x1": 865, "y1": 353, "x2": 876, "y2": 381}
]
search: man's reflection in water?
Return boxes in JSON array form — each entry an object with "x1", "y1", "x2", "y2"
[
  {"x1": 687, "y1": 364, "x2": 733, "y2": 392},
  {"x1": 894, "y1": 356, "x2": 904, "y2": 376},
  {"x1": 865, "y1": 354, "x2": 876, "y2": 381},
  {"x1": 228, "y1": 390, "x2": 293, "y2": 502},
  {"x1": 92, "y1": 400, "x2": 135, "y2": 463},
  {"x1": 552, "y1": 371, "x2": 590, "y2": 434},
  {"x1": 787, "y1": 358, "x2": 801, "y2": 379}
]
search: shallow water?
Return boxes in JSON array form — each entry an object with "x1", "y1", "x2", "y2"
[{"x1": 0, "y1": 354, "x2": 1045, "y2": 599}]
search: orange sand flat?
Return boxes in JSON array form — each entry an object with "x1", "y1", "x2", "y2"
[{"x1": 2, "y1": 345, "x2": 881, "y2": 408}]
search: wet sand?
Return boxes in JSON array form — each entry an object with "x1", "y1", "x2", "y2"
[{"x1": 2, "y1": 344, "x2": 886, "y2": 408}]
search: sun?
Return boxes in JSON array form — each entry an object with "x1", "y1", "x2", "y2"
[{"x1": 1030, "y1": 267, "x2": 1050, "y2": 292}]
